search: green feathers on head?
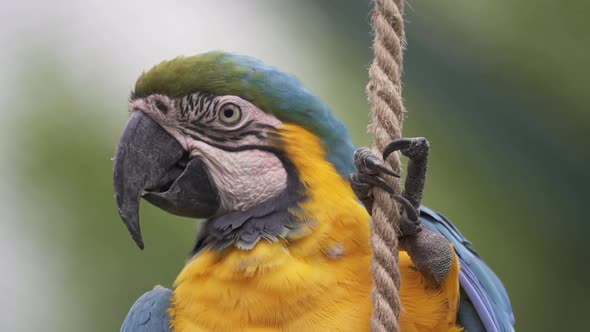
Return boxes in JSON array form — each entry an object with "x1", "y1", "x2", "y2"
[
  {"x1": 135, "y1": 52, "x2": 257, "y2": 100},
  {"x1": 134, "y1": 51, "x2": 355, "y2": 177}
]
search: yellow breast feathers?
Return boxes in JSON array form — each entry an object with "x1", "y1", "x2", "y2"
[{"x1": 169, "y1": 124, "x2": 461, "y2": 332}]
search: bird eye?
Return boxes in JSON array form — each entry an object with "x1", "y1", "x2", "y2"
[{"x1": 219, "y1": 103, "x2": 242, "y2": 125}]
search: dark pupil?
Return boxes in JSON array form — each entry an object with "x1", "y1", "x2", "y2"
[{"x1": 223, "y1": 107, "x2": 234, "y2": 118}]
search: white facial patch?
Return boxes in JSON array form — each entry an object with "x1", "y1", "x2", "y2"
[
  {"x1": 188, "y1": 139, "x2": 287, "y2": 213},
  {"x1": 131, "y1": 93, "x2": 289, "y2": 213}
]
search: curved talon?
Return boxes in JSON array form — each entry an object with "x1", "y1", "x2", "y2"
[
  {"x1": 383, "y1": 138, "x2": 414, "y2": 161},
  {"x1": 354, "y1": 147, "x2": 400, "y2": 178},
  {"x1": 356, "y1": 173, "x2": 395, "y2": 195},
  {"x1": 393, "y1": 195, "x2": 419, "y2": 222},
  {"x1": 349, "y1": 173, "x2": 372, "y2": 194},
  {"x1": 365, "y1": 157, "x2": 401, "y2": 178}
]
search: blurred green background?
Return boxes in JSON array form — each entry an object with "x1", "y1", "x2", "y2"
[{"x1": 1, "y1": 0, "x2": 588, "y2": 331}]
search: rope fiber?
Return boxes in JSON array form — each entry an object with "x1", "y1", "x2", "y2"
[{"x1": 367, "y1": 0, "x2": 406, "y2": 331}]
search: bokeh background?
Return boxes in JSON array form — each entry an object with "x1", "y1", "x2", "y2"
[{"x1": 1, "y1": 0, "x2": 588, "y2": 331}]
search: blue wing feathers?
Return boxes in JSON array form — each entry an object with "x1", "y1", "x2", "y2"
[
  {"x1": 420, "y1": 206, "x2": 515, "y2": 332},
  {"x1": 121, "y1": 286, "x2": 172, "y2": 332},
  {"x1": 458, "y1": 288, "x2": 487, "y2": 332}
]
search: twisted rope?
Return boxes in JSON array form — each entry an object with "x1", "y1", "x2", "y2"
[{"x1": 367, "y1": 0, "x2": 406, "y2": 331}]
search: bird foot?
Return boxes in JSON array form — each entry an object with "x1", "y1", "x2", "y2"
[
  {"x1": 349, "y1": 137, "x2": 429, "y2": 237},
  {"x1": 350, "y1": 137, "x2": 453, "y2": 285}
]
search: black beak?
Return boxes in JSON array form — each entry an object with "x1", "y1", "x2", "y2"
[{"x1": 113, "y1": 111, "x2": 219, "y2": 249}]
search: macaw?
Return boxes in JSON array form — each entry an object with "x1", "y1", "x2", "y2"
[{"x1": 113, "y1": 52, "x2": 514, "y2": 332}]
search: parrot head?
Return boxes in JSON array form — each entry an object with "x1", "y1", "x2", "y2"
[{"x1": 114, "y1": 51, "x2": 355, "y2": 250}]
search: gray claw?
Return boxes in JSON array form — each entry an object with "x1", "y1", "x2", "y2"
[
  {"x1": 356, "y1": 173, "x2": 395, "y2": 195},
  {"x1": 354, "y1": 147, "x2": 400, "y2": 178},
  {"x1": 393, "y1": 195, "x2": 419, "y2": 222},
  {"x1": 349, "y1": 173, "x2": 375, "y2": 214},
  {"x1": 383, "y1": 137, "x2": 429, "y2": 161},
  {"x1": 365, "y1": 157, "x2": 401, "y2": 178},
  {"x1": 383, "y1": 138, "x2": 414, "y2": 161}
]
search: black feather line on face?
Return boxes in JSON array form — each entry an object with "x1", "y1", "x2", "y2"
[
  {"x1": 179, "y1": 99, "x2": 186, "y2": 117},
  {"x1": 180, "y1": 92, "x2": 216, "y2": 122},
  {"x1": 212, "y1": 98, "x2": 221, "y2": 116},
  {"x1": 204, "y1": 119, "x2": 254, "y2": 134},
  {"x1": 186, "y1": 93, "x2": 193, "y2": 109},
  {"x1": 205, "y1": 95, "x2": 216, "y2": 114},
  {"x1": 236, "y1": 130, "x2": 264, "y2": 139},
  {"x1": 185, "y1": 128, "x2": 272, "y2": 146},
  {"x1": 197, "y1": 94, "x2": 207, "y2": 116},
  {"x1": 183, "y1": 126, "x2": 229, "y2": 143},
  {"x1": 184, "y1": 110, "x2": 277, "y2": 145}
]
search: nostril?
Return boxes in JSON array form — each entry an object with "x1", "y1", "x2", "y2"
[{"x1": 155, "y1": 99, "x2": 169, "y2": 114}]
